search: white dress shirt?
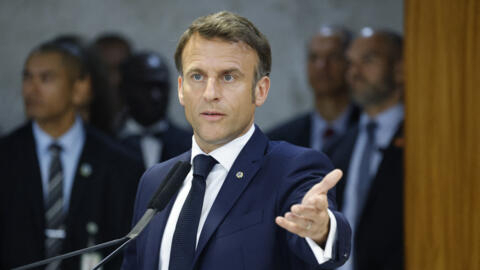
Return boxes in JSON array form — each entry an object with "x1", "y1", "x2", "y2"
[
  {"x1": 33, "y1": 116, "x2": 86, "y2": 212},
  {"x1": 159, "y1": 124, "x2": 338, "y2": 269},
  {"x1": 338, "y1": 103, "x2": 404, "y2": 270},
  {"x1": 118, "y1": 117, "x2": 169, "y2": 168}
]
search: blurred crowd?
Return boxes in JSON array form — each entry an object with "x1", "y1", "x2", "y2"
[{"x1": 0, "y1": 25, "x2": 403, "y2": 270}]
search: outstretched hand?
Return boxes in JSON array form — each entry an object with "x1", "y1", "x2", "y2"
[{"x1": 275, "y1": 169, "x2": 343, "y2": 246}]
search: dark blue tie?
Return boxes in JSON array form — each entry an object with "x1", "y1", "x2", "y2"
[
  {"x1": 356, "y1": 121, "x2": 378, "y2": 219},
  {"x1": 169, "y1": 154, "x2": 217, "y2": 270}
]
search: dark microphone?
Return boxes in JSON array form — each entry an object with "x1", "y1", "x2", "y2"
[
  {"x1": 12, "y1": 161, "x2": 191, "y2": 270},
  {"x1": 90, "y1": 160, "x2": 192, "y2": 270}
]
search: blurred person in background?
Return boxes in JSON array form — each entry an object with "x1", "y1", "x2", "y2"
[
  {"x1": 92, "y1": 33, "x2": 133, "y2": 130},
  {"x1": 0, "y1": 40, "x2": 143, "y2": 270},
  {"x1": 117, "y1": 51, "x2": 191, "y2": 169},
  {"x1": 329, "y1": 28, "x2": 404, "y2": 270},
  {"x1": 54, "y1": 34, "x2": 116, "y2": 135},
  {"x1": 268, "y1": 26, "x2": 359, "y2": 153}
]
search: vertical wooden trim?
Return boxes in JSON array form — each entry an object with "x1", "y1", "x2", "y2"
[{"x1": 404, "y1": 0, "x2": 480, "y2": 269}]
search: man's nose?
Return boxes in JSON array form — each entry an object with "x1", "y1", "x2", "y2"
[{"x1": 203, "y1": 77, "x2": 220, "y2": 101}]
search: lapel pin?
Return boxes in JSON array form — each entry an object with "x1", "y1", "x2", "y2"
[
  {"x1": 236, "y1": 171, "x2": 244, "y2": 179},
  {"x1": 86, "y1": 221, "x2": 98, "y2": 236},
  {"x1": 80, "y1": 163, "x2": 92, "y2": 178},
  {"x1": 394, "y1": 137, "x2": 405, "y2": 148}
]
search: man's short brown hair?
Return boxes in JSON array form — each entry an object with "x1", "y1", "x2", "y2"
[{"x1": 174, "y1": 11, "x2": 271, "y2": 83}]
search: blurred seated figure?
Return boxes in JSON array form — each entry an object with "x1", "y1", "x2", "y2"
[
  {"x1": 117, "y1": 51, "x2": 191, "y2": 169},
  {"x1": 268, "y1": 26, "x2": 359, "y2": 153},
  {"x1": 92, "y1": 33, "x2": 133, "y2": 130}
]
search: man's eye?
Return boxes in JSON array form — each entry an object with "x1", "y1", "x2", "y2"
[
  {"x1": 192, "y1": 74, "x2": 203, "y2": 81},
  {"x1": 224, "y1": 74, "x2": 234, "y2": 82},
  {"x1": 41, "y1": 74, "x2": 53, "y2": 82}
]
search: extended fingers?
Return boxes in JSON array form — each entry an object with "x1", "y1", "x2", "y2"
[
  {"x1": 304, "y1": 169, "x2": 343, "y2": 198},
  {"x1": 275, "y1": 215, "x2": 312, "y2": 237},
  {"x1": 301, "y1": 193, "x2": 329, "y2": 210}
]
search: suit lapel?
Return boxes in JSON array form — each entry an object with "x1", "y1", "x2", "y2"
[
  {"x1": 144, "y1": 199, "x2": 176, "y2": 270},
  {"x1": 67, "y1": 128, "x2": 100, "y2": 224},
  {"x1": 193, "y1": 127, "x2": 269, "y2": 265},
  {"x1": 23, "y1": 124, "x2": 47, "y2": 244},
  {"x1": 328, "y1": 125, "x2": 359, "y2": 210},
  {"x1": 363, "y1": 122, "x2": 404, "y2": 211},
  {"x1": 144, "y1": 153, "x2": 191, "y2": 270}
]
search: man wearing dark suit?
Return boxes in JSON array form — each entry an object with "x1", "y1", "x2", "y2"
[
  {"x1": 268, "y1": 26, "x2": 359, "y2": 153},
  {"x1": 117, "y1": 51, "x2": 191, "y2": 169},
  {"x1": 328, "y1": 29, "x2": 404, "y2": 270},
  {"x1": 122, "y1": 11, "x2": 351, "y2": 270},
  {"x1": 0, "y1": 41, "x2": 144, "y2": 270}
]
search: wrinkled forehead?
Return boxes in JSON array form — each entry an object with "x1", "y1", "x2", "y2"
[{"x1": 182, "y1": 34, "x2": 259, "y2": 72}]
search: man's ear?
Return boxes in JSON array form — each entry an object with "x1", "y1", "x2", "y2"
[
  {"x1": 253, "y1": 75, "x2": 270, "y2": 107},
  {"x1": 72, "y1": 76, "x2": 92, "y2": 108},
  {"x1": 178, "y1": 75, "x2": 185, "y2": 106}
]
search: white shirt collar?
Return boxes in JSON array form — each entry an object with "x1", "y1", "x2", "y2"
[
  {"x1": 359, "y1": 103, "x2": 404, "y2": 148},
  {"x1": 118, "y1": 117, "x2": 169, "y2": 138},
  {"x1": 312, "y1": 105, "x2": 352, "y2": 135},
  {"x1": 190, "y1": 124, "x2": 255, "y2": 172},
  {"x1": 33, "y1": 116, "x2": 85, "y2": 155}
]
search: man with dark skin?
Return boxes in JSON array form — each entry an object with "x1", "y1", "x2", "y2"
[
  {"x1": 92, "y1": 34, "x2": 132, "y2": 129},
  {"x1": 268, "y1": 26, "x2": 359, "y2": 152},
  {"x1": 117, "y1": 51, "x2": 191, "y2": 169}
]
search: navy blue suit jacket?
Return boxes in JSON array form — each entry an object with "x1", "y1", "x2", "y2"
[{"x1": 122, "y1": 127, "x2": 351, "y2": 270}]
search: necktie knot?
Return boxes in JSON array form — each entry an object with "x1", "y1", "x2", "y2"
[
  {"x1": 193, "y1": 154, "x2": 217, "y2": 179},
  {"x1": 323, "y1": 127, "x2": 335, "y2": 139},
  {"x1": 49, "y1": 143, "x2": 62, "y2": 155}
]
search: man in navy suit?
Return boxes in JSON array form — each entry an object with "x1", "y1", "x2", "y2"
[
  {"x1": 122, "y1": 11, "x2": 351, "y2": 270},
  {"x1": 268, "y1": 26, "x2": 359, "y2": 153}
]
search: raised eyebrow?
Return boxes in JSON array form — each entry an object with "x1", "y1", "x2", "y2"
[
  {"x1": 185, "y1": 68, "x2": 205, "y2": 76},
  {"x1": 222, "y1": 68, "x2": 243, "y2": 76}
]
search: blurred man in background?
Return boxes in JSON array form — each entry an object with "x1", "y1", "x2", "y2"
[
  {"x1": 92, "y1": 33, "x2": 133, "y2": 130},
  {"x1": 117, "y1": 51, "x2": 191, "y2": 169},
  {"x1": 0, "y1": 40, "x2": 143, "y2": 270},
  {"x1": 268, "y1": 26, "x2": 359, "y2": 153},
  {"x1": 329, "y1": 28, "x2": 404, "y2": 270}
]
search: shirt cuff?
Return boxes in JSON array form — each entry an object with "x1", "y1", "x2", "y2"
[{"x1": 305, "y1": 209, "x2": 337, "y2": 264}]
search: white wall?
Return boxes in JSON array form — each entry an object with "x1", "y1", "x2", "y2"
[{"x1": 0, "y1": 0, "x2": 403, "y2": 134}]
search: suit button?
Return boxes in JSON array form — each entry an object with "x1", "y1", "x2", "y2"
[{"x1": 343, "y1": 253, "x2": 348, "y2": 258}]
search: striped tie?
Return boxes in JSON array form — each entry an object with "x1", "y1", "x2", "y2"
[{"x1": 45, "y1": 143, "x2": 65, "y2": 269}]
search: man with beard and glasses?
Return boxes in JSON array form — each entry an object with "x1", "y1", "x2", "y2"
[{"x1": 327, "y1": 28, "x2": 404, "y2": 270}]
